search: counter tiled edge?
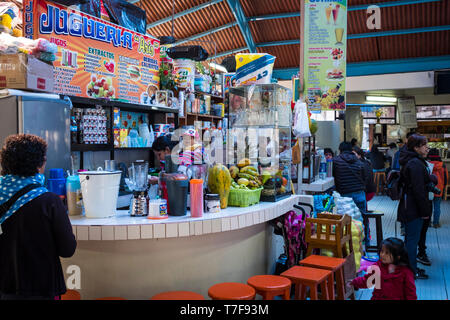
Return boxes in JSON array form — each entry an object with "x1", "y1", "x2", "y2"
[{"x1": 72, "y1": 195, "x2": 300, "y2": 240}]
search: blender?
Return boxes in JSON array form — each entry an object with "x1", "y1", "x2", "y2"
[{"x1": 126, "y1": 160, "x2": 149, "y2": 216}]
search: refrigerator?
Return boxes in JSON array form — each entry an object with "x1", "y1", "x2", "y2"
[{"x1": 0, "y1": 89, "x2": 71, "y2": 179}]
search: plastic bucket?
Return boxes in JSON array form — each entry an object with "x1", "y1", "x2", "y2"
[
  {"x1": 173, "y1": 59, "x2": 195, "y2": 91},
  {"x1": 235, "y1": 53, "x2": 276, "y2": 85},
  {"x1": 79, "y1": 170, "x2": 121, "y2": 218},
  {"x1": 48, "y1": 178, "x2": 66, "y2": 196},
  {"x1": 166, "y1": 178, "x2": 188, "y2": 216}
]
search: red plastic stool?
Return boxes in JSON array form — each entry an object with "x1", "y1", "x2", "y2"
[
  {"x1": 151, "y1": 291, "x2": 205, "y2": 300},
  {"x1": 208, "y1": 282, "x2": 256, "y2": 300},
  {"x1": 60, "y1": 289, "x2": 81, "y2": 300},
  {"x1": 247, "y1": 275, "x2": 291, "y2": 300},
  {"x1": 299, "y1": 255, "x2": 346, "y2": 300},
  {"x1": 281, "y1": 266, "x2": 332, "y2": 300}
]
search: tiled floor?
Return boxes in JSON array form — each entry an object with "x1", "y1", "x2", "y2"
[{"x1": 355, "y1": 196, "x2": 450, "y2": 300}]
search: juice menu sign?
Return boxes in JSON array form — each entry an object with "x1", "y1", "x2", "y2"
[
  {"x1": 23, "y1": 0, "x2": 160, "y2": 105},
  {"x1": 302, "y1": 0, "x2": 347, "y2": 112}
]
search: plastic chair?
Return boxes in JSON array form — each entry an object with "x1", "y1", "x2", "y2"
[
  {"x1": 299, "y1": 255, "x2": 346, "y2": 300},
  {"x1": 60, "y1": 289, "x2": 81, "y2": 300},
  {"x1": 208, "y1": 282, "x2": 256, "y2": 300},
  {"x1": 95, "y1": 297, "x2": 127, "y2": 300},
  {"x1": 247, "y1": 275, "x2": 291, "y2": 300},
  {"x1": 280, "y1": 266, "x2": 332, "y2": 300},
  {"x1": 151, "y1": 291, "x2": 204, "y2": 300}
]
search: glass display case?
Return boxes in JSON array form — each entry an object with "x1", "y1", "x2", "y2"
[{"x1": 227, "y1": 84, "x2": 293, "y2": 201}]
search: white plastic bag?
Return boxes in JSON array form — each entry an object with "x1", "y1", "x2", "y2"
[{"x1": 293, "y1": 100, "x2": 311, "y2": 138}]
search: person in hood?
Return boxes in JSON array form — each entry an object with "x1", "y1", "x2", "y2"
[
  {"x1": 0, "y1": 134, "x2": 77, "y2": 299},
  {"x1": 397, "y1": 134, "x2": 431, "y2": 280},
  {"x1": 427, "y1": 148, "x2": 448, "y2": 228},
  {"x1": 333, "y1": 142, "x2": 369, "y2": 246},
  {"x1": 368, "y1": 144, "x2": 387, "y2": 172},
  {"x1": 353, "y1": 146, "x2": 376, "y2": 210},
  {"x1": 349, "y1": 237, "x2": 417, "y2": 300}
]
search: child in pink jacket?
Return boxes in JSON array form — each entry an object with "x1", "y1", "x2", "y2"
[{"x1": 349, "y1": 237, "x2": 417, "y2": 300}]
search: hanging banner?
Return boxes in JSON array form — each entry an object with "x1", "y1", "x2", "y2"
[
  {"x1": 302, "y1": 0, "x2": 347, "y2": 112},
  {"x1": 23, "y1": 0, "x2": 160, "y2": 105},
  {"x1": 397, "y1": 97, "x2": 418, "y2": 128}
]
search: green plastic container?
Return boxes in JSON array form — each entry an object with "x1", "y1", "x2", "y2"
[{"x1": 228, "y1": 188, "x2": 263, "y2": 207}]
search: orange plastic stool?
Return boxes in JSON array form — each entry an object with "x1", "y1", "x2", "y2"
[
  {"x1": 299, "y1": 255, "x2": 346, "y2": 300},
  {"x1": 151, "y1": 291, "x2": 205, "y2": 300},
  {"x1": 95, "y1": 297, "x2": 127, "y2": 300},
  {"x1": 247, "y1": 275, "x2": 291, "y2": 300},
  {"x1": 208, "y1": 282, "x2": 256, "y2": 300},
  {"x1": 281, "y1": 266, "x2": 332, "y2": 300},
  {"x1": 60, "y1": 289, "x2": 81, "y2": 300}
]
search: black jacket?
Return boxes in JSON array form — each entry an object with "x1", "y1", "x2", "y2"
[
  {"x1": 333, "y1": 151, "x2": 366, "y2": 195},
  {"x1": 361, "y1": 158, "x2": 376, "y2": 193},
  {"x1": 368, "y1": 151, "x2": 386, "y2": 170},
  {"x1": 0, "y1": 192, "x2": 77, "y2": 297},
  {"x1": 397, "y1": 149, "x2": 433, "y2": 223}
]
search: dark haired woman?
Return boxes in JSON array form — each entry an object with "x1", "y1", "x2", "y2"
[
  {"x1": 349, "y1": 237, "x2": 417, "y2": 300},
  {"x1": 397, "y1": 134, "x2": 431, "y2": 280},
  {"x1": 0, "y1": 134, "x2": 77, "y2": 299},
  {"x1": 152, "y1": 134, "x2": 179, "y2": 168}
]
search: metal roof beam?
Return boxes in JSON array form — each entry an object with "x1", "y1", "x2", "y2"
[
  {"x1": 146, "y1": 0, "x2": 223, "y2": 30},
  {"x1": 247, "y1": 12, "x2": 300, "y2": 22},
  {"x1": 207, "y1": 47, "x2": 248, "y2": 60},
  {"x1": 226, "y1": 0, "x2": 256, "y2": 53},
  {"x1": 272, "y1": 55, "x2": 450, "y2": 79},
  {"x1": 348, "y1": 25, "x2": 450, "y2": 39},
  {"x1": 348, "y1": 0, "x2": 441, "y2": 11}
]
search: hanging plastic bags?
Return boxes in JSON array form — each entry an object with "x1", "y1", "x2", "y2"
[{"x1": 293, "y1": 100, "x2": 311, "y2": 138}]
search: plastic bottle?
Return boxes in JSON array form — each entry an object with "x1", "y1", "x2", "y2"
[{"x1": 319, "y1": 154, "x2": 327, "y2": 180}]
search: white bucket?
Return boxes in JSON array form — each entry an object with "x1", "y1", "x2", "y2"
[
  {"x1": 79, "y1": 169, "x2": 121, "y2": 218},
  {"x1": 173, "y1": 58, "x2": 195, "y2": 91}
]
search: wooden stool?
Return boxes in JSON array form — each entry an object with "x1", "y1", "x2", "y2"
[
  {"x1": 60, "y1": 289, "x2": 81, "y2": 300},
  {"x1": 151, "y1": 291, "x2": 204, "y2": 300},
  {"x1": 364, "y1": 211, "x2": 384, "y2": 252},
  {"x1": 281, "y1": 266, "x2": 332, "y2": 300},
  {"x1": 373, "y1": 171, "x2": 386, "y2": 195},
  {"x1": 95, "y1": 297, "x2": 127, "y2": 300},
  {"x1": 299, "y1": 255, "x2": 346, "y2": 300},
  {"x1": 208, "y1": 282, "x2": 256, "y2": 300},
  {"x1": 247, "y1": 275, "x2": 291, "y2": 300}
]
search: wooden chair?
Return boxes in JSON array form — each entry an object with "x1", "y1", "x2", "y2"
[{"x1": 305, "y1": 213, "x2": 356, "y2": 300}]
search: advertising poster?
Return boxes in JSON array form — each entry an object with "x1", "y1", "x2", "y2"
[
  {"x1": 398, "y1": 97, "x2": 418, "y2": 128},
  {"x1": 23, "y1": 0, "x2": 160, "y2": 105},
  {"x1": 222, "y1": 72, "x2": 236, "y2": 97},
  {"x1": 302, "y1": 0, "x2": 347, "y2": 112}
]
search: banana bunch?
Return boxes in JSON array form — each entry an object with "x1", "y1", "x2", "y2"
[{"x1": 229, "y1": 163, "x2": 262, "y2": 190}]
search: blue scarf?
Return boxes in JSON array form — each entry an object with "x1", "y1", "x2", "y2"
[{"x1": 0, "y1": 174, "x2": 48, "y2": 234}]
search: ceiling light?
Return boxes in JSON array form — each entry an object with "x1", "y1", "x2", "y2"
[
  {"x1": 209, "y1": 62, "x2": 228, "y2": 73},
  {"x1": 365, "y1": 96, "x2": 397, "y2": 103}
]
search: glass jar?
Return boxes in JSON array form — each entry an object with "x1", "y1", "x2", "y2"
[{"x1": 205, "y1": 194, "x2": 220, "y2": 213}]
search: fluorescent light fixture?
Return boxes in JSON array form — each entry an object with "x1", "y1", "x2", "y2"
[
  {"x1": 365, "y1": 96, "x2": 397, "y2": 103},
  {"x1": 208, "y1": 62, "x2": 228, "y2": 73}
]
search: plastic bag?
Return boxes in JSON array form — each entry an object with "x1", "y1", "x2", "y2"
[
  {"x1": 0, "y1": 2, "x2": 21, "y2": 34},
  {"x1": 293, "y1": 100, "x2": 311, "y2": 138}
]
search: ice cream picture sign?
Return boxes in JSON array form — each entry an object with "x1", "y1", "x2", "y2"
[
  {"x1": 23, "y1": 0, "x2": 160, "y2": 105},
  {"x1": 301, "y1": 0, "x2": 347, "y2": 112}
]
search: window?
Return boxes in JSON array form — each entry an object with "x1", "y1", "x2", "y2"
[{"x1": 416, "y1": 105, "x2": 450, "y2": 119}]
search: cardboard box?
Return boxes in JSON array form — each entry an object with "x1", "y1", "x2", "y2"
[{"x1": 0, "y1": 53, "x2": 54, "y2": 93}]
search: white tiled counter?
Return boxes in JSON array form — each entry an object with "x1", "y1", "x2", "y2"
[
  {"x1": 63, "y1": 195, "x2": 300, "y2": 300},
  {"x1": 70, "y1": 195, "x2": 300, "y2": 241}
]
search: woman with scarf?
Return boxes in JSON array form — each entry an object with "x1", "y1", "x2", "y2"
[{"x1": 0, "y1": 134, "x2": 77, "y2": 299}]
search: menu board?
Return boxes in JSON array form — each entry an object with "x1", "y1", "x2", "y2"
[
  {"x1": 302, "y1": 0, "x2": 347, "y2": 112},
  {"x1": 398, "y1": 97, "x2": 418, "y2": 128},
  {"x1": 23, "y1": 0, "x2": 160, "y2": 105}
]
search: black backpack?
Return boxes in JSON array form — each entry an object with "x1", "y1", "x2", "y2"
[{"x1": 385, "y1": 170, "x2": 403, "y2": 200}]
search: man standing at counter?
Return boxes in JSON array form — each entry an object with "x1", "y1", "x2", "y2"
[{"x1": 0, "y1": 134, "x2": 77, "y2": 300}]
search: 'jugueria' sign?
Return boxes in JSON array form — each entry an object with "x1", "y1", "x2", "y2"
[{"x1": 23, "y1": 0, "x2": 160, "y2": 105}]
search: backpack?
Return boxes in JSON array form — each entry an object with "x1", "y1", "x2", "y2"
[{"x1": 385, "y1": 170, "x2": 403, "y2": 200}]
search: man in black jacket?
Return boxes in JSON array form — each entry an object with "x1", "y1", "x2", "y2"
[{"x1": 333, "y1": 142, "x2": 368, "y2": 246}]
